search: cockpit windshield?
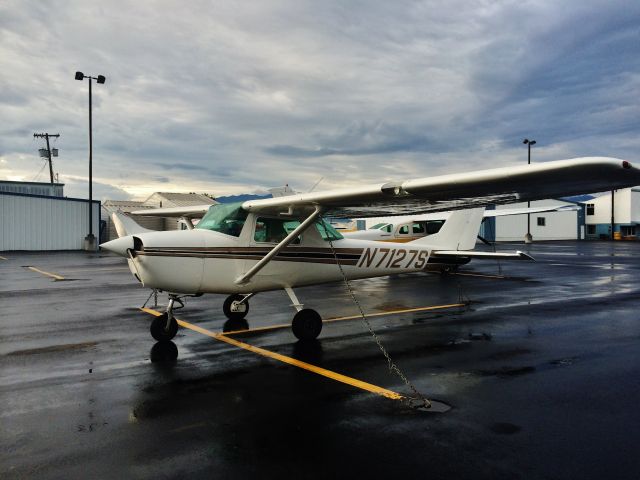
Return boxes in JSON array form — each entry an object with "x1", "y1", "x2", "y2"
[{"x1": 195, "y1": 202, "x2": 248, "y2": 237}]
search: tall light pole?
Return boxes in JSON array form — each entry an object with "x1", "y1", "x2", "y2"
[
  {"x1": 523, "y1": 138, "x2": 536, "y2": 244},
  {"x1": 75, "y1": 71, "x2": 106, "y2": 251}
]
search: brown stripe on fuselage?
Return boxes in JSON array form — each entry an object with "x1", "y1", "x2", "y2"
[
  {"x1": 141, "y1": 246, "x2": 362, "y2": 255},
  {"x1": 134, "y1": 245, "x2": 363, "y2": 266},
  {"x1": 136, "y1": 251, "x2": 359, "y2": 265}
]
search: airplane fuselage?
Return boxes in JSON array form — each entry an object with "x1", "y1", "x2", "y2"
[{"x1": 122, "y1": 228, "x2": 437, "y2": 295}]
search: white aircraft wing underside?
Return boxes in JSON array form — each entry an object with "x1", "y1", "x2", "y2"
[{"x1": 242, "y1": 157, "x2": 640, "y2": 219}]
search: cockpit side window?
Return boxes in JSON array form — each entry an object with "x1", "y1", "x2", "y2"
[
  {"x1": 254, "y1": 217, "x2": 302, "y2": 244},
  {"x1": 194, "y1": 202, "x2": 248, "y2": 237}
]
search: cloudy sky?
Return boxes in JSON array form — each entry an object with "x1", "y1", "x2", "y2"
[{"x1": 1, "y1": 0, "x2": 638, "y2": 200}]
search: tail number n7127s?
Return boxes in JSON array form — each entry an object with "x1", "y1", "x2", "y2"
[{"x1": 356, "y1": 248, "x2": 428, "y2": 269}]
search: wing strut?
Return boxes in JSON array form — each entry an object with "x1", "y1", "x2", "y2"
[{"x1": 235, "y1": 205, "x2": 324, "y2": 285}]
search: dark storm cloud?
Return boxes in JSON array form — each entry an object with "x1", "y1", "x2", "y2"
[{"x1": 265, "y1": 121, "x2": 447, "y2": 157}]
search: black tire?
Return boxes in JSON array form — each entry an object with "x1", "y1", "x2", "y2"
[
  {"x1": 292, "y1": 309, "x2": 323, "y2": 341},
  {"x1": 150, "y1": 313, "x2": 178, "y2": 341},
  {"x1": 223, "y1": 294, "x2": 249, "y2": 320}
]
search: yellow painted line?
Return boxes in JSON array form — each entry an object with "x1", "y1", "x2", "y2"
[
  {"x1": 140, "y1": 308, "x2": 404, "y2": 401},
  {"x1": 25, "y1": 266, "x2": 65, "y2": 281},
  {"x1": 326, "y1": 303, "x2": 466, "y2": 322},
  {"x1": 221, "y1": 303, "x2": 466, "y2": 336}
]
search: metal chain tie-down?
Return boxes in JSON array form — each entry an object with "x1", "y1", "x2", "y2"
[{"x1": 322, "y1": 218, "x2": 431, "y2": 409}]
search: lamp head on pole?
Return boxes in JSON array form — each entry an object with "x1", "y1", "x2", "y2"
[
  {"x1": 523, "y1": 138, "x2": 536, "y2": 146},
  {"x1": 96, "y1": 75, "x2": 106, "y2": 84},
  {"x1": 75, "y1": 71, "x2": 84, "y2": 81}
]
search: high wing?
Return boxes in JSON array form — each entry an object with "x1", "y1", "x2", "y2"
[{"x1": 242, "y1": 157, "x2": 639, "y2": 218}]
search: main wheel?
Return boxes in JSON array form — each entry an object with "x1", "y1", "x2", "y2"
[
  {"x1": 292, "y1": 309, "x2": 323, "y2": 341},
  {"x1": 223, "y1": 294, "x2": 249, "y2": 320},
  {"x1": 150, "y1": 313, "x2": 178, "y2": 341}
]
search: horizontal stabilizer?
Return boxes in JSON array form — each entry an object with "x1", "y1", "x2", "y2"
[{"x1": 432, "y1": 250, "x2": 535, "y2": 261}]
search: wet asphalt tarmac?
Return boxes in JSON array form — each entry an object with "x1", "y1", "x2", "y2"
[{"x1": 1, "y1": 241, "x2": 640, "y2": 479}]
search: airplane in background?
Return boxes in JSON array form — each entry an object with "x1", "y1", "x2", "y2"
[
  {"x1": 100, "y1": 157, "x2": 640, "y2": 343},
  {"x1": 345, "y1": 204, "x2": 578, "y2": 242}
]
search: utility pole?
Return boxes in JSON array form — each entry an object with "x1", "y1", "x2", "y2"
[{"x1": 33, "y1": 133, "x2": 60, "y2": 184}]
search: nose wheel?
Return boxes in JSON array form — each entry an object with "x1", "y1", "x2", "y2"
[
  {"x1": 150, "y1": 294, "x2": 182, "y2": 341},
  {"x1": 150, "y1": 313, "x2": 178, "y2": 341}
]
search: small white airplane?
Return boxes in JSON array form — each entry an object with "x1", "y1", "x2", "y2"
[
  {"x1": 344, "y1": 204, "x2": 578, "y2": 242},
  {"x1": 101, "y1": 157, "x2": 639, "y2": 343}
]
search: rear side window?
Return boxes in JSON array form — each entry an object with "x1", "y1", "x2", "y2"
[
  {"x1": 412, "y1": 223, "x2": 425, "y2": 234},
  {"x1": 426, "y1": 220, "x2": 445, "y2": 234},
  {"x1": 254, "y1": 217, "x2": 301, "y2": 244}
]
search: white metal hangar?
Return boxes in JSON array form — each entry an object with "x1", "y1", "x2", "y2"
[
  {"x1": 0, "y1": 186, "x2": 100, "y2": 251},
  {"x1": 491, "y1": 199, "x2": 582, "y2": 241}
]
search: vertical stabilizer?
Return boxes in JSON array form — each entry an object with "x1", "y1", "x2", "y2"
[
  {"x1": 112, "y1": 212, "x2": 152, "y2": 238},
  {"x1": 410, "y1": 208, "x2": 485, "y2": 250}
]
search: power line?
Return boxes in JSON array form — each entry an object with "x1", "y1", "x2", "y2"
[{"x1": 32, "y1": 160, "x2": 48, "y2": 182}]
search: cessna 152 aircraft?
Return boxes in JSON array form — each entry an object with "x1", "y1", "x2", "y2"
[{"x1": 101, "y1": 157, "x2": 640, "y2": 343}]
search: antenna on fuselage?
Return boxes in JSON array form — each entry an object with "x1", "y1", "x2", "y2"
[{"x1": 309, "y1": 176, "x2": 324, "y2": 192}]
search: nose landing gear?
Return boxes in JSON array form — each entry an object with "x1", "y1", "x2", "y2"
[{"x1": 150, "y1": 294, "x2": 183, "y2": 341}]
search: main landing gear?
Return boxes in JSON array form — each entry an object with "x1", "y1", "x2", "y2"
[
  {"x1": 150, "y1": 294, "x2": 182, "y2": 341},
  {"x1": 221, "y1": 288, "x2": 323, "y2": 341},
  {"x1": 291, "y1": 309, "x2": 322, "y2": 341},
  {"x1": 223, "y1": 293, "x2": 252, "y2": 320}
]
